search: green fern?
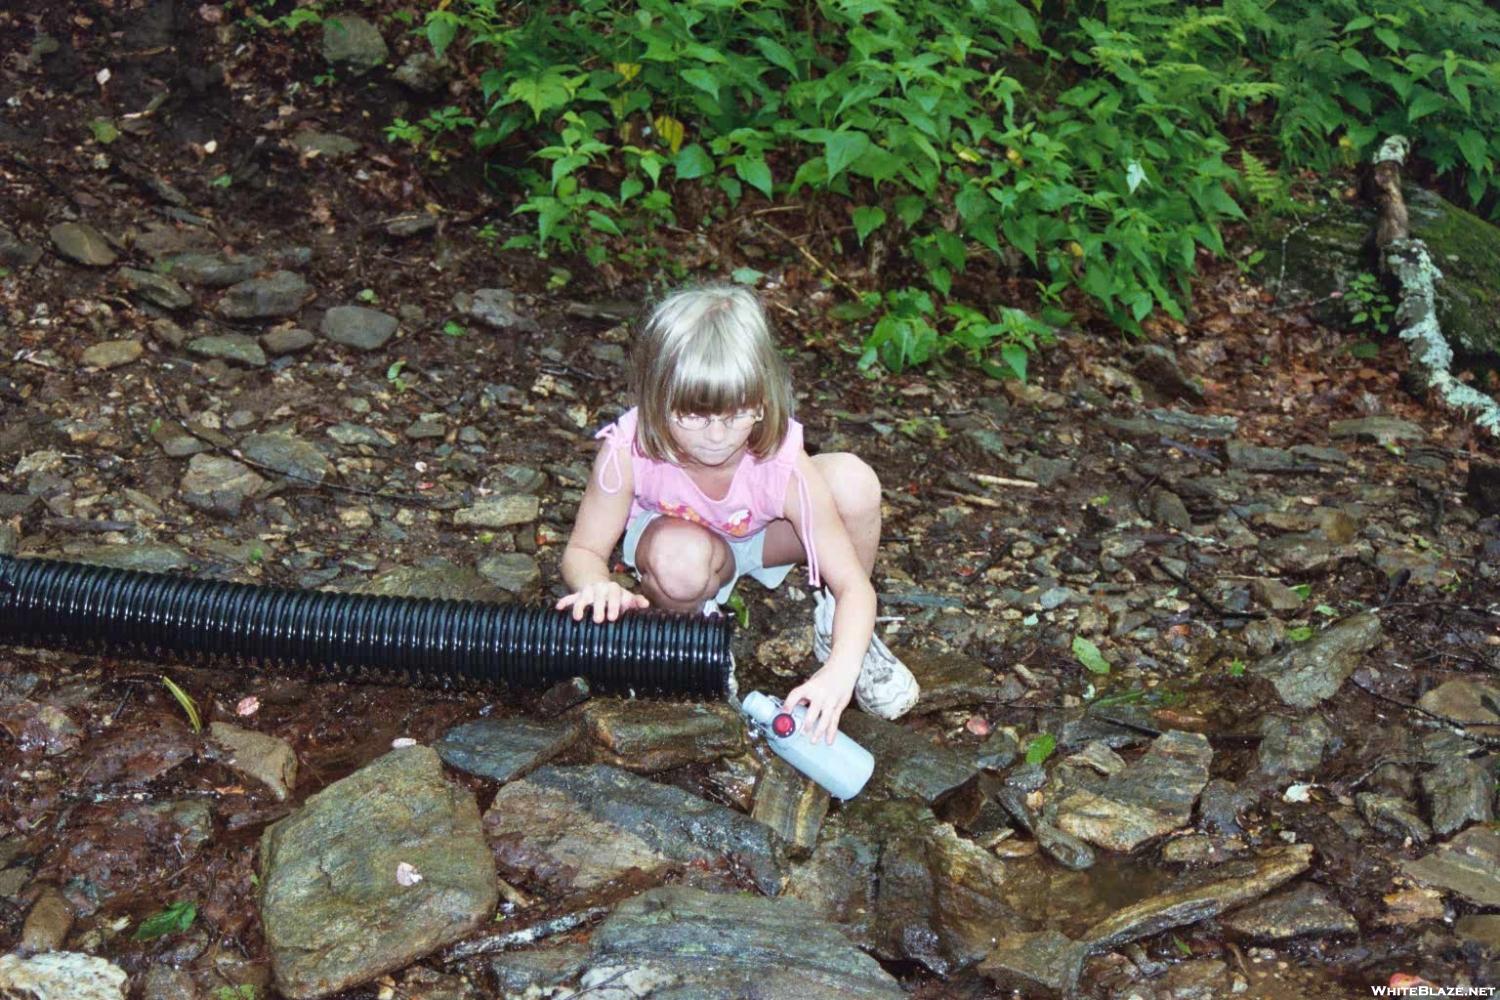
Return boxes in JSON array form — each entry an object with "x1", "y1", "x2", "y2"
[{"x1": 1238, "y1": 151, "x2": 1286, "y2": 210}]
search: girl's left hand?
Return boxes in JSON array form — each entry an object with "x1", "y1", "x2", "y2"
[{"x1": 782, "y1": 658, "x2": 858, "y2": 745}]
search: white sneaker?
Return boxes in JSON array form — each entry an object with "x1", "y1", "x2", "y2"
[
  {"x1": 811, "y1": 589, "x2": 920, "y2": 720},
  {"x1": 703, "y1": 599, "x2": 722, "y2": 618}
]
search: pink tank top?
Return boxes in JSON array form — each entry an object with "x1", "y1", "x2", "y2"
[{"x1": 594, "y1": 407, "x2": 821, "y2": 587}]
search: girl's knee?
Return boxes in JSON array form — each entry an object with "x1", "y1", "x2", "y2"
[
  {"x1": 817, "y1": 453, "x2": 881, "y2": 517},
  {"x1": 638, "y1": 520, "x2": 722, "y2": 602}
]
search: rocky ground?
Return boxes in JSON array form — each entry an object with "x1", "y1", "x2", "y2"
[{"x1": 2, "y1": 5, "x2": 1500, "y2": 1000}]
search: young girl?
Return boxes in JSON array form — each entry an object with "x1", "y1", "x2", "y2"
[{"x1": 555, "y1": 285, "x2": 919, "y2": 744}]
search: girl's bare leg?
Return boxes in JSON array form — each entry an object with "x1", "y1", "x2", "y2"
[
  {"x1": 634, "y1": 516, "x2": 736, "y2": 612},
  {"x1": 760, "y1": 452, "x2": 882, "y2": 575}
]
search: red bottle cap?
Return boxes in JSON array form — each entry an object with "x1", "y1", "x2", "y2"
[{"x1": 771, "y1": 713, "x2": 796, "y2": 738}]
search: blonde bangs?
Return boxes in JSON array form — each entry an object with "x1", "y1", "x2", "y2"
[{"x1": 632, "y1": 285, "x2": 792, "y2": 463}]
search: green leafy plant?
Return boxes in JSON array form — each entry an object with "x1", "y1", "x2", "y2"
[
  {"x1": 213, "y1": 986, "x2": 259, "y2": 1000},
  {"x1": 1287, "y1": 625, "x2": 1315, "y2": 642},
  {"x1": 135, "y1": 901, "x2": 196, "y2": 940},
  {"x1": 386, "y1": 360, "x2": 409, "y2": 393},
  {"x1": 1343, "y1": 271, "x2": 1395, "y2": 331},
  {"x1": 725, "y1": 592, "x2": 750, "y2": 629},
  {"x1": 1227, "y1": 658, "x2": 1247, "y2": 677}
]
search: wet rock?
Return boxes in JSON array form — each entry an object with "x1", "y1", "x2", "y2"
[
  {"x1": 1054, "y1": 731, "x2": 1212, "y2": 852},
  {"x1": 261, "y1": 327, "x2": 316, "y2": 355},
  {"x1": 537, "y1": 677, "x2": 592, "y2": 717},
  {"x1": 453, "y1": 288, "x2": 539, "y2": 332},
  {"x1": 454, "y1": 495, "x2": 540, "y2": 530},
  {"x1": 217, "y1": 271, "x2": 310, "y2": 320},
  {"x1": 321, "y1": 305, "x2": 398, "y2": 351},
  {"x1": 0, "y1": 952, "x2": 127, "y2": 999},
  {"x1": 484, "y1": 764, "x2": 784, "y2": 896},
  {"x1": 162, "y1": 252, "x2": 265, "y2": 287},
  {"x1": 1036, "y1": 820, "x2": 1097, "y2": 871},
  {"x1": 209, "y1": 722, "x2": 298, "y2": 801},
  {"x1": 475, "y1": 551, "x2": 539, "y2": 593},
  {"x1": 1416, "y1": 678, "x2": 1500, "y2": 736},
  {"x1": 751, "y1": 755, "x2": 829, "y2": 853},
  {"x1": 1198, "y1": 779, "x2": 1254, "y2": 837},
  {"x1": 1155, "y1": 958, "x2": 1232, "y2": 999},
  {"x1": 239, "y1": 432, "x2": 333, "y2": 485},
  {"x1": 20, "y1": 885, "x2": 73, "y2": 952},
  {"x1": 326, "y1": 422, "x2": 393, "y2": 448},
  {"x1": 0, "y1": 698, "x2": 81, "y2": 756},
  {"x1": 119, "y1": 268, "x2": 192, "y2": 310},
  {"x1": 352, "y1": 559, "x2": 505, "y2": 602},
  {"x1": 1357, "y1": 793, "x2": 1432, "y2": 843},
  {"x1": 49, "y1": 222, "x2": 117, "y2": 266},
  {"x1": 1159, "y1": 833, "x2": 1241, "y2": 865},
  {"x1": 1329, "y1": 416, "x2": 1426, "y2": 443},
  {"x1": 80, "y1": 339, "x2": 143, "y2": 370},
  {"x1": 978, "y1": 929, "x2": 1091, "y2": 999},
  {"x1": 1256, "y1": 714, "x2": 1336, "y2": 777},
  {"x1": 180, "y1": 454, "x2": 268, "y2": 517},
  {"x1": 1222, "y1": 882, "x2": 1358, "y2": 940},
  {"x1": 840, "y1": 711, "x2": 980, "y2": 803},
  {"x1": 384, "y1": 212, "x2": 439, "y2": 237},
  {"x1": 490, "y1": 945, "x2": 589, "y2": 994},
  {"x1": 1402, "y1": 825, "x2": 1500, "y2": 907},
  {"x1": 1421, "y1": 757, "x2": 1495, "y2": 836},
  {"x1": 900, "y1": 648, "x2": 1023, "y2": 713},
  {"x1": 585, "y1": 886, "x2": 904, "y2": 999},
  {"x1": 1254, "y1": 611, "x2": 1383, "y2": 708},
  {"x1": 291, "y1": 131, "x2": 359, "y2": 160},
  {"x1": 322, "y1": 14, "x2": 388, "y2": 74},
  {"x1": 975, "y1": 728, "x2": 1020, "y2": 771},
  {"x1": 1251, "y1": 577, "x2": 1304, "y2": 611},
  {"x1": 1083, "y1": 844, "x2": 1313, "y2": 949},
  {"x1": 582, "y1": 700, "x2": 745, "y2": 772},
  {"x1": 404, "y1": 416, "x2": 445, "y2": 439},
  {"x1": 0, "y1": 223, "x2": 42, "y2": 267},
  {"x1": 434, "y1": 717, "x2": 580, "y2": 784},
  {"x1": 259, "y1": 747, "x2": 497, "y2": 999},
  {"x1": 187, "y1": 334, "x2": 267, "y2": 367},
  {"x1": 1457, "y1": 914, "x2": 1500, "y2": 952},
  {"x1": 787, "y1": 798, "x2": 1027, "y2": 974}
]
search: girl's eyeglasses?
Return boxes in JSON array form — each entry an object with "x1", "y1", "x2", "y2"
[{"x1": 672, "y1": 408, "x2": 762, "y2": 431}]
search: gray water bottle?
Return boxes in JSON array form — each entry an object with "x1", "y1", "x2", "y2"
[{"x1": 740, "y1": 691, "x2": 875, "y2": 800}]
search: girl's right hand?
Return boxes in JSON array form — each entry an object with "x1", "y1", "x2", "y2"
[{"x1": 555, "y1": 581, "x2": 650, "y2": 623}]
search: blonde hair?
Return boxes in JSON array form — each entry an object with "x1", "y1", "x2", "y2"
[{"x1": 631, "y1": 285, "x2": 793, "y2": 463}]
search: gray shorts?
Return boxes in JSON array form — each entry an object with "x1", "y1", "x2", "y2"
[{"x1": 622, "y1": 511, "x2": 795, "y2": 605}]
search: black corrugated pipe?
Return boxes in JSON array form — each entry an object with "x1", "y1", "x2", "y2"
[{"x1": 0, "y1": 555, "x2": 732, "y2": 697}]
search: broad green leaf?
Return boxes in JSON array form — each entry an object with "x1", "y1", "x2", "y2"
[
  {"x1": 1000, "y1": 342, "x2": 1027, "y2": 380},
  {"x1": 425, "y1": 12, "x2": 458, "y2": 60},
  {"x1": 1072, "y1": 636, "x2": 1111, "y2": 675},
  {"x1": 753, "y1": 37, "x2": 800, "y2": 79},
  {"x1": 620, "y1": 175, "x2": 644, "y2": 202},
  {"x1": 824, "y1": 131, "x2": 871, "y2": 181},
  {"x1": 731, "y1": 267, "x2": 764, "y2": 285},
  {"x1": 1456, "y1": 129, "x2": 1488, "y2": 173},
  {"x1": 1024, "y1": 733, "x2": 1056, "y2": 765},
  {"x1": 851, "y1": 205, "x2": 886, "y2": 244},
  {"x1": 653, "y1": 114, "x2": 685, "y2": 154},
  {"x1": 1407, "y1": 87, "x2": 1448, "y2": 123},
  {"x1": 674, "y1": 144, "x2": 714, "y2": 180},
  {"x1": 680, "y1": 67, "x2": 720, "y2": 101},
  {"x1": 135, "y1": 901, "x2": 196, "y2": 940},
  {"x1": 734, "y1": 154, "x2": 773, "y2": 197},
  {"x1": 586, "y1": 211, "x2": 622, "y2": 236},
  {"x1": 508, "y1": 70, "x2": 573, "y2": 122}
]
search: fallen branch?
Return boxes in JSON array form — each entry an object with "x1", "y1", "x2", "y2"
[
  {"x1": 443, "y1": 906, "x2": 609, "y2": 961},
  {"x1": 1373, "y1": 136, "x2": 1500, "y2": 437}
]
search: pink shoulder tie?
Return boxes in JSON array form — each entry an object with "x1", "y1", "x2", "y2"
[
  {"x1": 793, "y1": 467, "x2": 822, "y2": 588},
  {"x1": 594, "y1": 422, "x2": 626, "y2": 495}
]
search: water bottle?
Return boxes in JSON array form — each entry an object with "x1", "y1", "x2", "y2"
[{"x1": 739, "y1": 691, "x2": 875, "y2": 800}]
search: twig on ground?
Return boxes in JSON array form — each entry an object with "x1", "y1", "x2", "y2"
[
  {"x1": 1151, "y1": 557, "x2": 1266, "y2": 620},
  {"x1": 1350, "y1": 675, "x2": 1500, "y2": 748},
  {"x1": 760, "y1": 220, "x2": 862, "y2": 298},
  {"x1": 443, "y1": 906, "x2": 609, "y2": 961}
]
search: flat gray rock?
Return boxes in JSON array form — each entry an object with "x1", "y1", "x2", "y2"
[
  {"x1": 80, "y1": 340, "x2": 143, "y2": 370},
  {"x1": 582, "y1": 700, "x2": 744, "y2": 772},
  {"x1": 209, "y1": 722, "x2": 298, "y2": 801},
  {"x1": 187, "y1": 334, "x2": 268, "y2": 367},
  {"x1": 1329, "y1": 416, "x2": 1426, "y2": 443},
  {"x1": 1402, "y1": 826, "x2": 1500, "y2": 907},
  {"x1": 0, "y1": 223, "x2": 42, "y2": 267},
  {"x1": 119, "y1": 267, "x2": 192, "y2": 309},
  {"x1": 1256, "y1": 714, "x2": 1336, "y2": 777},
  {"x1": 1255, "y1": 612, "x2": 1383, "y2": 708},
  {"x1": 49, "y1": 222, "x2": 116, "y2": 266},
  {"x1": 321, "y1": 305, "x2": 398, "y2": 350},
  {"x1": 162, "y1": 252, "x2": 265, "y2": 287},
  {"x1": 841, "y1": 711, "x2": 979, "y2": 803},
  {"x1": 453, "y1": 288, "x2": 539, "y2": 332},
  {"x1": 454, "y1": 495, "x2": 540, "y2": 530},
  {"x1": 584, "y1": 886, "x2": 904, "y2": 1000},
  {"x1": 435, "y1": 717, "x2": 580, "y2": 784},
  {"x1": 1221, "y1": 883, "x2": 1358, "y2": 940},
  {"x1": 1421, "y1": 757, "x2": 1495, "y2": 836},
  {"x1": 218, "y1": 271, "x2": 310, "y2": 319},
  {"x1": 476, "y1": 552, "x2": 540, "y2": 593},
  {"x1": 292, "y1": 131, "x2": 359, "y2": 160},
  {"x1": 1083, "y1": 844, "x2": 1313, "y2": 950},
  {"x1": 180, "y1": 454, "x2": 268, "y2": 517},
  {"x1": 259, "y1": 747, "x2": 497, "y2": 999},
  {"x1": 0, "y1": 952, "x2": 127, "y2": 1000},
  {"x1": 261, "y1": 327, "x2": 316, "y2": 355},
  {"x1": 979, "y1": 929, "x2": 1092, "y2": 999},
  {"x1": 483, "y1": 764, "x2": 785, "y2": 896},
  {"x1": 239, "y1": 432, "x2": 333, "y2": 485},
  {"x1": 351, "y1": 559, "x2": 506, "y2": 602}
]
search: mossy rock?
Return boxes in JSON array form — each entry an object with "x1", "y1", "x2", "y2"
[{"x1": 1257, "y1": 187, "x2": 1500, "y2": 360}]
